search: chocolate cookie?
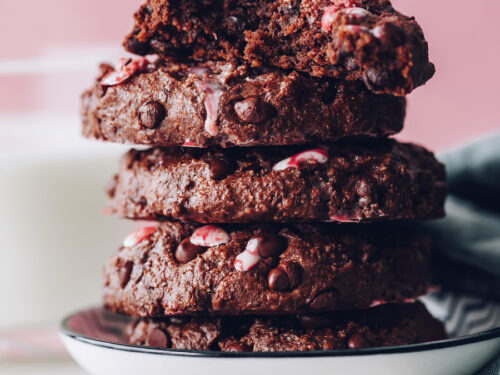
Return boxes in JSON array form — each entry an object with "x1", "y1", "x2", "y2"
[
  {"x1": 125, "y1": 302, "x2": 446, "y2": 351},
  {"x1": 105, "y1": 140, "x2": 446, "y2": 223},
  {"x1": 124, "y1": 0, "x2": 434, "y2": 96},
  {"x1": 103, "y1": 222, "x2": 432, "y2": 316},
  {"x1": 82, "y1": 60, "x2": 405, "y2": 148}
]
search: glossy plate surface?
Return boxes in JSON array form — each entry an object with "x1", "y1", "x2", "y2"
[{"x1": 61, "y1": 292, "x2": 500, "y2": 375}]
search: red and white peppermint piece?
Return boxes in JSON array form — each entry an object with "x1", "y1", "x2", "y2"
[
  {"x1": 369, "y1": 299, "x2": 387, "y2": 308},
  {"x1": 234, "y1": 237, "x2": 262, "y2": 272},
  {"x1": 182, "y1": 139, "x2": 200, "y2": 147},
  {"x1": 321, "y1": 5, "x2": 339, "y2": 32},
  {"x1": 332, "y1": 0, "x2": 363, "y2": 7},
  {"x1": 343, "y1": 7, "x2": 371, "y2": 19},
  {"x1": 371, "y1": 25, "x2": 385, "y2": 39},
  {"x1": 330, "y1": 214, "x2": 362, "y2": 223},
  {"x1": 273, "y1": 148, "x2": 329, "y2": 171},
  {"x1": 343, "y1": 24, "x2": 370, "y2": 33},
  {"x1": 100, "y1": 57, "x2": 150, "y2": 86},
  {"x1": 190, "y1": 225, "x2": 230, "y2": 247},
  {"x1": 123, "y1": 226, "x2": 157, "y2": 247}
]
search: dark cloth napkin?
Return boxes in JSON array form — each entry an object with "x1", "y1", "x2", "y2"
[{"x1": 422, "y1": 133, "x2": 500, "y2": 374}]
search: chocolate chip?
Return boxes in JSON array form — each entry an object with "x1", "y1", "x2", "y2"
[
  {"x1": 347, "y1": 333, "x2": 368, "y2": 349},
  {"x1": 252, "y1": 234, "x2": 287, "y2": 258},
  {"x1": 125, "y1": 37, "x2": 150, "y2": 55},
  {"x1": 145, "y1": 327, "x2": 169, "y2": 348},
  {"x1": 279, "y1": 262, "x2": 302, "y2": 288},
  {"x1": 224, "y1": 341, "x2": 251, "y2": 352},
  {"x1": 175, "y1": 238, "x2": 205, "y2": 263},
  {"x1": 298, "y1": 315, "x2": 335, "y2": 330},
  {"x1": 234, "y1": 98, "x2": 274, "y2": 123},
  {"x1": 117, "y1": 259, "x2": 133, "y2": 288},
  {"x1": 138, "y1": 101, "x2": 166, "y2": 129},
  {"x1": 363, "y1": 69, "x2": 391, "y2": 91},
  {"x1": 310, "y1": 290, "x2": 336, "y2": 311},
  {"x1": 268, "y1": 267, "x2": 290, "y2": 291},
  {"x1": 208, "y1": 159, "x2": 233, "y2": 180}
]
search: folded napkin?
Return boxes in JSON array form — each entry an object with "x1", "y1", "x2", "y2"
[{"x1": 423, "y1": 133, "x2": 500, "y2": 375}]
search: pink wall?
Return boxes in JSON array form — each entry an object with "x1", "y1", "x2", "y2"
[{"x1": 1, "y1": 0, "x2": 499, "y2": 151}]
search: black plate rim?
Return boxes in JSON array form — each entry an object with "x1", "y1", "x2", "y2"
[{"x1": 60, "y1": 307, "x2": 500, "y2": 358}]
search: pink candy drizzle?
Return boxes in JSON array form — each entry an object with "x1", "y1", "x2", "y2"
[
  {"x1": 100, "y1": 57, "x2": 150, "y2": 86},
  {"x1": 190, "y1": 69, "x2": 224, "y2": 137},
  {"x1": 273, "y1": 148, "x2": 329, "y2": 171},
  {"x1": 123, "y1": 226, "x2": 158, "y2": 247},
  {"x1": 190, "y1": 225, "x2": 230, "y2": 247}
]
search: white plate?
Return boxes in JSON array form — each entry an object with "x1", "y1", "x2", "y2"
[{"x1": 61, "y1": 293, "x2": 500, "y2": 375}]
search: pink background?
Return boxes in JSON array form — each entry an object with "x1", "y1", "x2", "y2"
[{"x1": 0, "y1": 0, "x2": 499, "y2": 151}]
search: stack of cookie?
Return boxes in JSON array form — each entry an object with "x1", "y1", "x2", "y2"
[{"x1": 81, "y1": 0, "x2": 448, "y2": 351}]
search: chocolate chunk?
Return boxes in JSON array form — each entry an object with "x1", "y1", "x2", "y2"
[
  {"x1": 363, "y1": 69, "x2": 391, "y2": 91},
  {"x1": 252, "y1": 234, "x2": 287, "y2": 258},
  {"x1": 234, "y1": 98, "x2": 273, "y2": 123},
  {"x1": 268, "y1": 268, "x2": 290, "y2": 291},
  {"x1": 117, "y1": 259, "x2": 133, "y2": 288},
  {"x1": 310, "y1": 290, "x2": 336, "y2": 311},
  {"x1": 138, "y1": 101, "x2": 166, "y2": 129},
  {"x1": 208, "y1": 159, "x2": 233, "y2": 180},
  {"x1": 125, "y1": 37, "x2": 150, "y2": 55},
  {"x1": 298, "y1": 315, "x2": 335, "y2": 330},
  {"x1": 145, "y1": 327, "x2": 169, "y2": 348},
  {"x1": 347, "y1": 332, "x2": 368, "y2": 349},
  {"x1": 279, "y1": 262, "x2": 302, "y2": 288},
  {"x1": 175, "y1": 238, "x2": 205, "y2": 263}
]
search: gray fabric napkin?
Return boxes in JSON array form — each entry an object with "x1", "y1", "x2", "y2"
[
  {"x1": 423, "y1": 133, "x2": 500, "y2": 374},
  {"x1": 426, "y1": 132, "x2": 500, "y2": 277}
]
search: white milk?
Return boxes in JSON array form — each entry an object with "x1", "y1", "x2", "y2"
[{"x1": 0, "y1": 116, "x2": 138, "y2": 329}]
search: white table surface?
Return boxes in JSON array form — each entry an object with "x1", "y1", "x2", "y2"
[{"x1": 0, "y1": 359, "x2": 86, "y2": 375}]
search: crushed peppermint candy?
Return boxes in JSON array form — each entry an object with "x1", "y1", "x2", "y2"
[
  {"x1": 343, "y1": 7, "x2": 372, "y2": 19},
  {"x1": 332, "y1": 0, "x2": 363, "y2": 7},
  {"x1": 190, "y1": 225, "x2": 230, "y2": 247},
  {"x1": 123, "y1": 226, "x2": 158, "y2": 247},
  {"x1": 273, "y1": 148, "x2": 329, "y2": 171},
  {"x1": 182, "y1": 139, "x2": 200, "y2": 147},
  {"x1": 343, "y1": 24, "x2": 370, "y2": 33},
  {"x1": 371, "y1": 25, "x2": 385, "y2": 39},
  {"x1": 321, "y1": 5, "x2": 339, "y2": 33},
  {"x1": 369, "y1": 299, "x2": 387, "y2": 308},
  {"x1": 234, "y1": 237, "x2": 261, "y2": 272},
  {"x1": 100, "y1": 57, "x2": 150, "y2": 86}
]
